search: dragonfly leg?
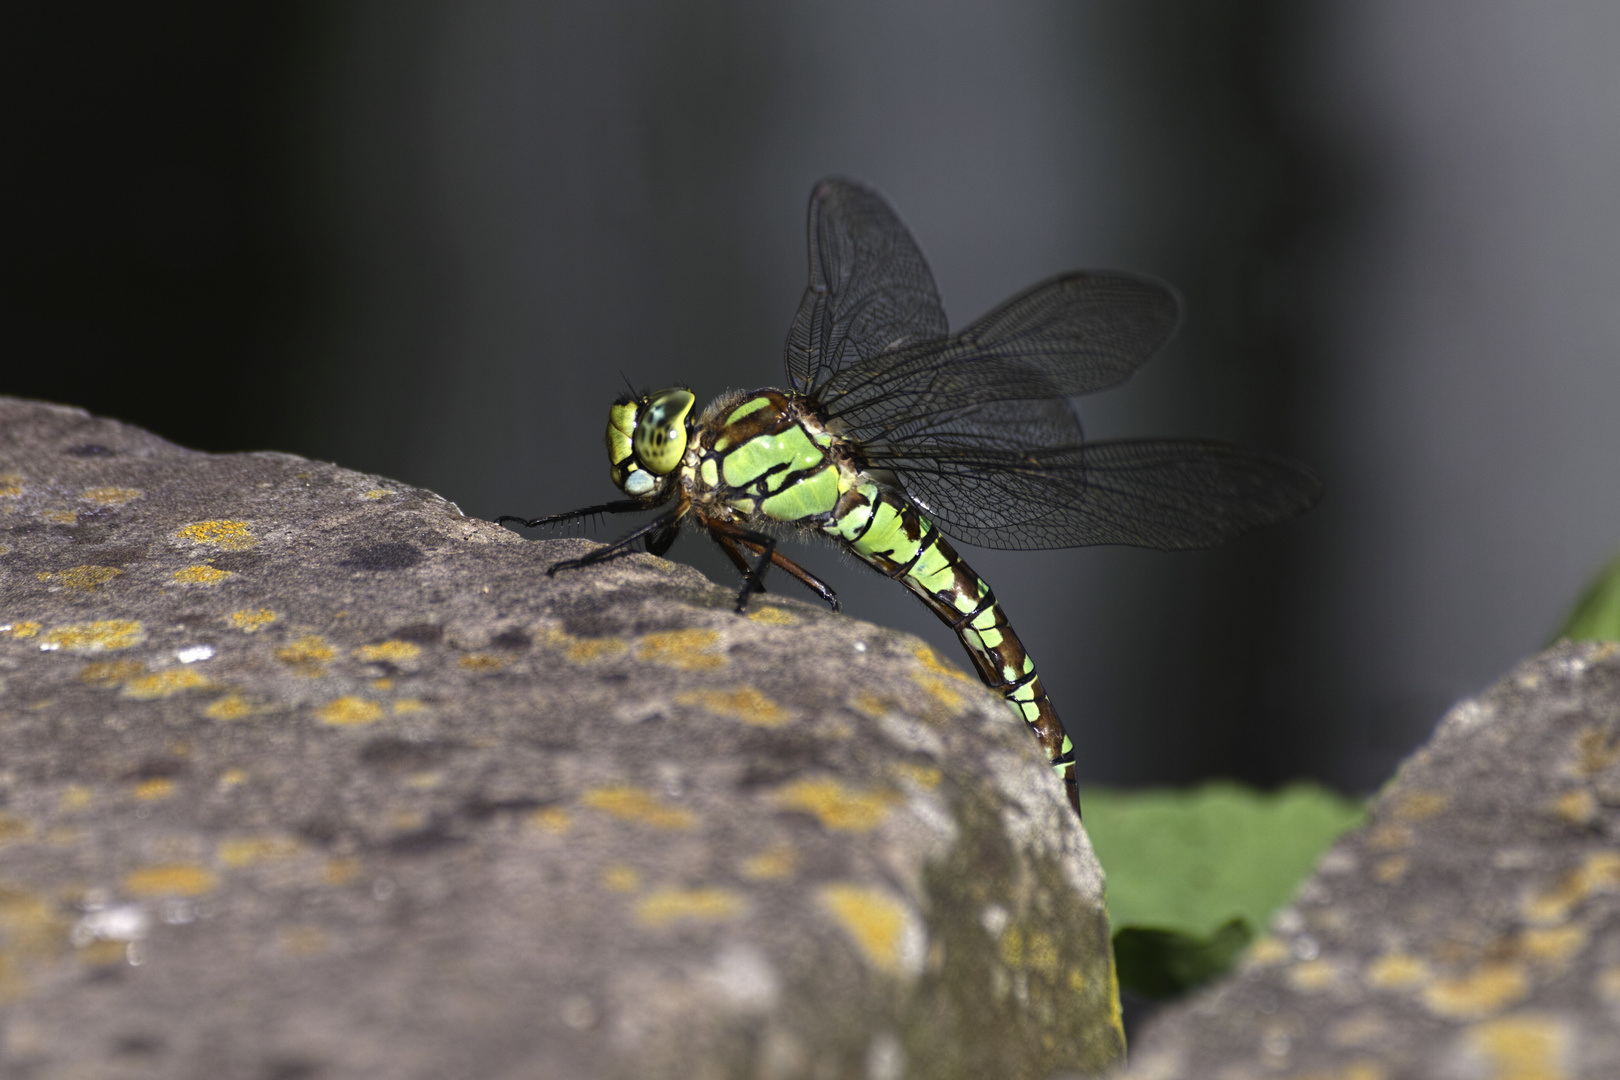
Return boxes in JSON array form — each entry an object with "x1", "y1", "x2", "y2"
[
  {"x1": 497, "y1": 499, "x2": 650, "y2": 530},
  {"x1": 713, "y1": 534, "x2": 769, "y2": 596},
  {"x1": 547, "y1": 507, "x2": 684, "y2": 576},
  {"x1": 739, "y1": 541, "x2": 839, "y2": 612},
  {"x1": 705, "y1": 521, "x2": 780, "y2": 613}
]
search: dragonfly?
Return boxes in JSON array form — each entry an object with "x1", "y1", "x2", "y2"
[{"x1": 501, "y1": 178, "x2": 1321, "y2": 817}]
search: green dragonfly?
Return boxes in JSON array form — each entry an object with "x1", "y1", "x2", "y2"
[{"x1": 501, "y1": 179, "x2": 1321, "y2": 817}]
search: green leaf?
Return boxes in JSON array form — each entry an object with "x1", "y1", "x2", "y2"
[
  {"x1": 1112, "y1": 918, "x2": 1253, "y2": 999},
  {"x1": 1081, "y1": 781, "x2": 1364, "y2": 941},
  {"x1": 1557, "y1": 547, "x2": 1620, "y2": 642}
]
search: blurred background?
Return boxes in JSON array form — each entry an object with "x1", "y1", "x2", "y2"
[{"x1": 6, "y1": 1, "x2": 1619, "y2": 794}]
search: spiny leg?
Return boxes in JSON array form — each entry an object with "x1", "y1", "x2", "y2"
[
  {"x1": 705, "y1": 520, "x2": 781, "y2": 613},
  {"x1": 713, "y1": 533, "x2": 768, "y2": 597},
  {"x1": 734, "y1": 538, "x2": 839, "y2": 612},
  {"x1": 548, "y1": 506, "x2": 684, "y2": 576},
  {"x1": 496, "y1": 499, "x2": 650, "y2": 530}
]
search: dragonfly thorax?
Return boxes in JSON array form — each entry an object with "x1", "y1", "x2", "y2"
[{"x1": 606, "y1": 387, "x2": 695, "y2": 498}]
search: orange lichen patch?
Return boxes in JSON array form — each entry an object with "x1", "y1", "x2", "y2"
[
  {"x1": 911, "y1": 644, "x2": 971, "y2": 682},
  {"x1": 356, "y1": 640, "x2": 421, "y2": 663},
  {"x1": 79, "y1": 659, "x2": 146, "y2": 686},
  {"x1": 527, "y1": 807, "x2": 572, "y2": 834},
  {"x1": 1287, "y1": 958, "x2": 1345, "y2": 993},
  {"x1": 771, "y1": 777, "x2": 897, "y2": 832},
  {"x1": 818, "y1": 883, "x2": 919, "y2": 977},
  {"x1": 204, "y1": 694, "x2": 257, "y2": 721},
  {"x1": 1245, "y1": 936, "x2": 1292, "y2": 968},
  {"x1": 173, "y1": 565, "x2": 231, "y2": 585},
  {"x1": 850, "y1": 691, "x2": 895, "y2": 719},
  {"x1": 122, "y1": 669, "x2": 214, "y2": 699},
  {"x1": 601, "y1": 865, "x2": 641, "y2": 893},
  {"x1": 747, "y1": 606, "x2": 797, "y2": 626},
  {"x1": 458, "y1": 653, "x2": 502, "y2": 671},
  {"x1": 1550, "y1": 788, "x2": 1598, "y2": 826},
  {"x1": 580, "y1": 786, "x2": 695, "y2": 830},
  {"x1": 80, "y1": 486, "x2": 143, "y2": 506},
  {"x1": 58, "y1": 785, "x2": 93, "y2": 812},
  {"x1": 1373, "y1": 856, "x2": 1410, "y2": 884},
  {"x1": 122, "y1": 864, "x2": 217, "y2": 898},
  {"x1": 43, "y1": 510, "x2": 78, "y2": 524},
  {"x1": 908, "y1": 646, "x2": 970, "y2": 711},
  {"x1": 391, "y1": 699, "x2": 424, "y2": 715},
  {"x1": 540, "y1": 626, "x2": 629, "y2": 663},
  {"x1": 217, "y1": 834, "x2": 303, "y2": 868},
  {"x1": 363, "y1": 489, "x2": 392, "y2": 500},
  {"x1": 913, "y1": 674, "x2": 964, "y2": 713},
  {"x1": 674, "y1": 686, "x2": 786, "y2": 727},
  {"x1": 0, "y1": 474, "x2": 21, "y2": 497},
  {"x1": 636, "y1": 629, "x2": 724, "y2": 670},
  {"x1": 322, "y1": 857, "x2": 361, "y2": 886},
  {"x1": 1572, "y1": 726, "x2": 1620, "y2": 775},
  {"x1": 1422, "y1": 963, "x2": 1529, "y2": 1020},
  {"x1": 174, "y1": 520, "x2": 254, "y2": 550},
  {"x1": 1520, "y1": 924, "x2": 1586, "y2": 965},
  {"x1": 740, "y1": 843, "x2": 799, "y2": 881},
  {"x1": 36, "y1": 565, "x2": 122, "y2": 591},
  {"x1": 889, "y1": 762, "x2": 942, "y2": 790},
  {"x1": 1366, "y1": 824, "x2": 1414, "y2": 851},
  {"x1": 132, "y1": 778, "x2": 175, "y2": 801},
  {"x1": 316, "y1": 696, "x2": 383, "y2": 726},
  {"x1": 41, "y1": 620, "x2": 144, "y2": 652},
  {"x1": 276, "y1": 635, "x2": 334, "y2": 675},
  {"x1": 0, "y1": 813, "x2": 32, "y2": 844},
  {"x1": 1521, "y1": 851, "x2": 1620, "y2": 925},
  {"x1": 1391, "y1": 790, "x2": 1448, "y2": 821},
  {"x1": 634, "y1": 887, "x2": 745, "y2": 927},
  {"x1": 1366, "y1": 952, "x2": 1430, "y2": 989},
  {"x1": 3, "y1": 621, "x2": 41, "y2": 639},
  {"x1": 1466, "y1": 1014, "x2": 1570, "y2": 1080},
  {"x1": 999, "y1": 924, "x2": 1063, "y2": 977},
  {"x1": 230, "y1": 608, "x2": 277, "y2": 632}
]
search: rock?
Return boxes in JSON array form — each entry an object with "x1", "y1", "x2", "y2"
[
  {"x1": 0, "y1": 397, "x2": 1121, "y2": 1079},
  {"x1": 1121, "y1": 640, "x2": 1620, "y2": 1080}
]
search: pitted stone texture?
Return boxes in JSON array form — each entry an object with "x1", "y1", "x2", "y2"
[
  {"x1": 0, "y1": 398, "x2": 1121, "y2": 1080},
  {"x1": 1121, "y1": 641, "x2": 1620, "y2": 1080}
]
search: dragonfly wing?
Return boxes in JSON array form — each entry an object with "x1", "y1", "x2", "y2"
[
  {"x1": 784, "y1": 179, "x2": 948, "y2": 394},
  {"x1": 867, "y1": 438, "x2": 1323, "y2": 551}
]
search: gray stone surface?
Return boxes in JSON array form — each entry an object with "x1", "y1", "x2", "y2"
[
  {"x1": 1121, "y1": 640, "x2": 1620, "y2": 1080},
  {"x1": 0, "y1": 397, "x2": 1121, "y2": 1079}
]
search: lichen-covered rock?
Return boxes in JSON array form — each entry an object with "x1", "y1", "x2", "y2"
[
  {"x1": 1122, "y1": 641, "x2": 1620, "y2": 1080},
  {"x1": 0, "y1": 398, "x2": 1121, "y2": 1080}
]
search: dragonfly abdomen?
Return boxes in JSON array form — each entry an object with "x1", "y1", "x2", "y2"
[{"x1": 830, "y1": 482, "x2": 1081, "y2": 815}]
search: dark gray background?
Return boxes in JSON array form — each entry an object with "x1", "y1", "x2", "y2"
[{"x1": 7, "y1": 2, "x2": 1619, "y2": 792}]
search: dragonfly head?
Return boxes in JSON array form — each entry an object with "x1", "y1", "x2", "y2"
[{"x1": 607, "y1": 387, "x2": 695, "y2": 499}]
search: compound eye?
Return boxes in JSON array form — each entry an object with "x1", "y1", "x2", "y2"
[{"x1": 632, "y1": 389, "x2": 695, "y2": 475}]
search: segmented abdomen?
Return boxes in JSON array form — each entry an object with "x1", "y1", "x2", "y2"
[{"x1": 827, "y1": 482, "x2": 1080, "y2": 816}]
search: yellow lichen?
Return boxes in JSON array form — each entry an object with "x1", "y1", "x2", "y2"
[
  {"x1": 41, "y1": 620, "x2": 144, "y2": 652},
  {"x1": 218, "y1": 768, "x2": 248, "y2": 787},
  {"x1": 818, "y1": 883, "x2": 918, "y2": 977},
  {"x1": 634, "y1": 887, "x2": 745, "y2": 927},
  {"x1": 747, "y1": 606, "x2": 796, "y2": 625},
  {"x1": 322, "y1": 857, "x2": 361, "y2": 886},
  {"x1": 601, "y1": 865, "x2": 642, "y2": 892},
  {"x1": 392, "y1": 699, "x2": 424, "y2": 715},
  {"x1": 217, "y1": 834, "x2": 302, "y2": 868},
  {"x1": 0, "y1": 813, "x2": 32, "y2": 844},
  {"x1": 772, "y1": 777, "x2": 897, "y2": 832},
  {"x1": 1520, "y1": 924, "x2": 1586, "y2": 965},
  {"x1": 1422, "y1": 963, "x2": 1529, "y2": 1019},
  {"x1": 1367, "y1": 824, "x2": 1414, "y2": 850},
  {"x1": 1572, "y1": 726, "x2": 1620, "y2": 775},
  {"x1": 122, "y1": 669, "x2": 213, "y2": 699},
  {"x1": 540, "y1": 626, "x2": 629, "y2": 663},
  {"x1": 363, "y1": 489, "x2": 392, "y2": 499},
  {"x1": 316, "y1": 696, "x2": 382, "y2": 726},
  {"x1": 230, "y1": 608, "x2": 277, "y2": 632},
  {"x1": 1466, "y1": 1014, "x2": 1570, "y2": 1080},
  {"x1": 276, "y1": 635, "x2": 334, "y2": 675},
  {"x1": 740, "y1": 844, "x2": 799, "y2": 880},
  {"x1": 636, "y1": 629, "x2": 724, "y2": 670},
  {"x1": 1365, "y1": 951, "x2": 1430, "y2": 989},
  {"x1": 1549, "y1": 788, "x2": 1597, "y2": 826},
  {"x1": 0, "y1": 474, "x2": 21, "y2": 497},
  {"x1": 1287, "y1": 958, "x2": 1344, "y2": 993},
  {"x1": 173, "y1": 565, "x2": 232, "y2": 585},
  {"x1": 528, "y1": 807, "x2": 572, "y2": 834},
  {"x1": 1373, "y1": 855, "x2": 1410, "y2": 884},
  {"x1": 1244, "y1": 936, "x2": 1291, "y2": 967},
  {"x1": 132, "y1": 778, "x2": 175, "y2": 801},
  {"x1": 458, "y1": 653, "x2": 502, "y2": 671},
  {"x1": 122, "y1": 864, "x2": 217, "y2": 898},
  {"x1": 356, "y1": 640, "x2": 421, "y2": 663},
  {"x1": 36, "y1": 565, "x2": 122, "y2": 591},
  {"x1": 174, "y1": 520, "x2": 254, "y2": 550},
  {"x1": 1522, "y1": 851, "x2": 1620, "y2": 925},
  {"x1": 580, "y1": 786, "x2": 695, "y2": 830},
  {"x1": 999, "y1": 924, "x2": 1063, "y2": 977},
  {"x1": 204, "y1": 694, "x2": 256, "y2": 721},
  {"x1": 58, "y1": 786, "x2": 93, "y2": 811},
  {"x1": 3, "y1": 621, "x2": 41, "y2": 639},
  {"x1": 79, "y1": 659, "x2": 146, "y2": 686},
  {"x1": 675, "y1": 686, "x2": 786, "y2": 727},
  {"x1": 80, "y1": 487, "x2": 142, "y2": 506},
  {"x1": 43, "y1": 510, "x2": 78, "y2": 524},
  {"x1": 890, "y1": 762, "x2": 942, "y2": 790},
  {"x1": 1391, "y1": 790, "x2": 1448, "y2": 821}
]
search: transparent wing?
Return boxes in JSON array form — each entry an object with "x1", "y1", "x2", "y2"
[
  {"x1": 783, "y1": 178, "x2": 948, "y2": 393},
  {"x1": 870, "y1": 438, "x2": 1324, "y2": 551}
]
